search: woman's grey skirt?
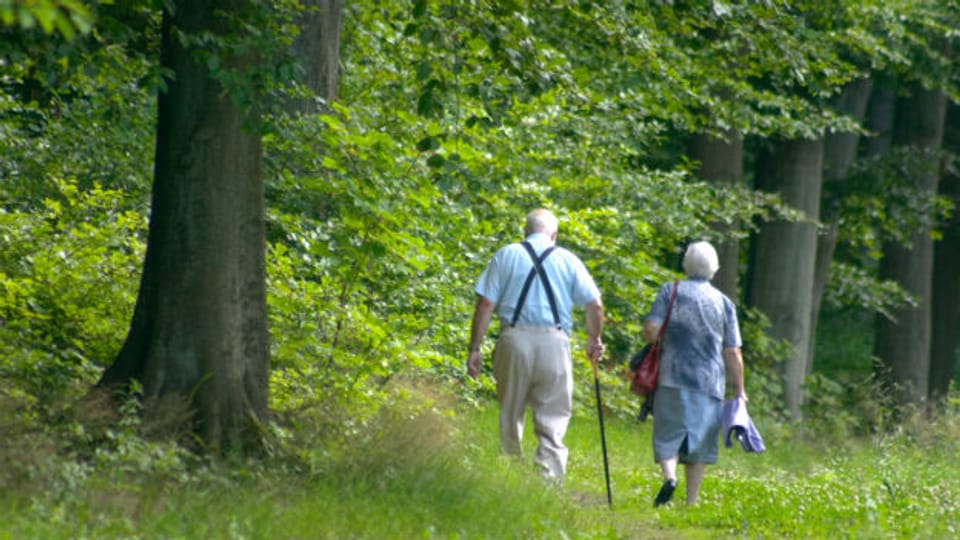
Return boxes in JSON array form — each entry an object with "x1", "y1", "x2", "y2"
[{"x1": 652, "y1": 386, "x2": 722, "y2": 464}]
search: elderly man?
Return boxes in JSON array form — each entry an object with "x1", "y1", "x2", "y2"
[{"x1": 467, "y1": 208, "x2": 604, "y2": 482}]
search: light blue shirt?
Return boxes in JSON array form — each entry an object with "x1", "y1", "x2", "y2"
[
  {"x1": 645, "y1": 278, "x2": 741, "y2": 399},
  {"x1": 475, "y1": 233, "x2": 601, "y2": 334}
]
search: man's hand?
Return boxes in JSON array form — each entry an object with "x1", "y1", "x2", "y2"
[
  {"x1": 587, "y1": 338, "x2": 605, "y2": 365},
  {"x1": 584, "y1": 299, "x2": 604, "y2": 365},
  {"x1": 467, "y1": 296, "x2": 495, "y2": 379},
  {"x1": 467, "y1": 350, "x2": 484, "y2": 379}
]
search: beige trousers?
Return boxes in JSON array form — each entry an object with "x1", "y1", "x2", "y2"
[{"x1": 493, "y1": 325, "x2": 572, "y2": 481}]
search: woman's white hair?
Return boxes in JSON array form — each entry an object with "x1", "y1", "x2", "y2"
[{"x1": 683, "y1": 241, "x2": 719, "y2": 279}]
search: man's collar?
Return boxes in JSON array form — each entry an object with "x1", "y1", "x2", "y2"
[
  {"x1": 525, "y1": 232, "x2": 553, "y2": 245},
  {"x1": 527, "y1": 232, "x2": 550, "y2": 242}
]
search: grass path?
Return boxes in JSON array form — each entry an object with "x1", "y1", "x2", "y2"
[
  {"x1": 2, "y1": 393, "x2": 959, "y2": 539},
  {"x1": 558, "y1": 398, "x2": 959, "y2": 540}
]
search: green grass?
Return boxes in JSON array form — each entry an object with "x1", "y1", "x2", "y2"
[{"x1": 2, "y1": 393, "x2": 960, "y2": 539}]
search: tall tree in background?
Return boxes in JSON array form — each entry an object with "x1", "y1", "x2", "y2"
[
  {"x1": 98, "y1": 0, "x2": 270, "y2": 452},
  {"x1": 748, "y1": 138, "x2": 824, "y2": 419},
  {"x1": 929, "y1": 101, "x2": 960, "y2": 400},
  {"x1": 287, "y1": 0, "x2": 343, "y2": 113},
  {"x1": 688, "y1": 130, "x2": 744, "y2": 300},
  {"x1": 807, "y1": 78, "x2": 873, "y2": 375},
  {"x1": 873, "y1": 82, "x2": 947, "y2": 403}
]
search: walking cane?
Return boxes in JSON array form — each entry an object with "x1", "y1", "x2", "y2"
[{"x1": 591, "y1": 358, "x2": 613, "y2": 508}]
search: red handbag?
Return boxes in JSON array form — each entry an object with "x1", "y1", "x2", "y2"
[
  {"x1": 630, "y1": 343, "x2": 659, "y2": 396},
  {"x1": 629, "y1": 281, "x2": 678, "y2": 397}
]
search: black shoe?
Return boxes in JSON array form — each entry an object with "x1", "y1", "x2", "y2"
[{"x1": 653, "y1": 478, "x2": 677, "y2": 507}]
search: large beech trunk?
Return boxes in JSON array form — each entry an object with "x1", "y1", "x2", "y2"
[
  {"x1": 873, "y1": 83, "x2": 946, "y2": 404},
  {"x1": 688, "y1": 131, "x2": 744, "y2": 301},
  {"x1": 99, "y1": 0, "x2": 269, "y2": 452},
  {"x1": 748, "y1": 138, "x2": 823, "y2": 420}
]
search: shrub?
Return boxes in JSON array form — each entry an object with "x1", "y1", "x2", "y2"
[{"x1": 0, "y1": 180, "x2": 145, "y2": 404}]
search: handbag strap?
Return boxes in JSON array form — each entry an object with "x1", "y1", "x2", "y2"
[
  {"x1": 511, "y1": 241, "x2": 560, "y2": 328},
  {"x1": 656, "y1": 281, "x2": 679, "y2": 344}
]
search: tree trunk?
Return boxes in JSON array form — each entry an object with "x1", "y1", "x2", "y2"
[
  {"x1": 873, "y1": 83, "x2": 946, "y2": 404},
  {"x1": 929, "y1": 101, "x2": 960, "y2": 401},
  {"x1": 99, "y1": 0, "x2": 270, "y2": 453},
  {"x1": 748, "y1": 138, "x2": 824, "y2": 420},
  {"x1": 863, "y1": 75, "x2": 896, "y2": 159},
  {"x1": 807, "y1": 78, "x2": 873, "y2": 375},
  {"x1": 688, "y1": 130, "x2": 744, "y2": 300},
  {"x1": 287, "y1": 0, "x2": 344, "y2": 113}
]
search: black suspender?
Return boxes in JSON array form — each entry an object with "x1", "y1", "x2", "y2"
[{"x1": 510, "y1": 241, "x2": 562, "y2": 329}]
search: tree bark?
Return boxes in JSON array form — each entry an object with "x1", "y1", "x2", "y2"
[
  {"x1": 99, "y1": 0, "x2": 270, "y2": 453},
  {"x1": 687, "y1": 130, "x2": 744, "y2": 301},
  {"x1": 873, "y1": 83, "x2": 946, "y2": 404},
  {"x1": 807, "y1": 78, "x2": 873, "y2": 375},
  {"x1": 748, "y1": 138, "x2": 824, "y2": 420},
  {"x1": 287, "y1": 0, "x2": 344, "y2": 113},
  {"x1": 929, "y1": 101, "x2": 960, "y2": 401}
]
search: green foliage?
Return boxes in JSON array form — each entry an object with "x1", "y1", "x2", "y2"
[
  {"x1": 0, "y1": 25, "x2": 156, "y2": 204},
  {"x1": 263, "y1": 104, "x2": 475, "y2": 422},
  {"x1": 254, "y1": 0, "x2": 960, "y2": 429},
  {"x1": 1, "y1": 6, "x2": 155, "y2": 403},
  {"x1": 862, "y1": 0, "x2": 960, "y2": 99},
  {"x1": 6, "y1": 0, "x2": 950, "y2": 438},
  {"x1": 833, "y1": 146, "x2": 952, "y2": 255},
  {"x1": 814, "y1": 304, "x2": 874, "y2": 366},
  {"x1": 0, "y1": 180, "x2": 144, "y2": 404},
  {"x1": 802, "y1": 371, "x2": 892, "y2": 438},
  {"x1": 0, "y1": 0, "x2": 94, "y2": 40},
  {"x1": 823, "y1": 261, "x2": 917, "y2": 321},
  {"x1": 268, "y1": 1, "x2": 812, "y2": 423}
]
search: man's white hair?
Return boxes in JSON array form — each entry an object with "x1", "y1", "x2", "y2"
[
  {"x1": 683, "y1": 241, "x2": 719, "y2": 280},
  {"x1": 525, "y1": 208, "x2": 558, "y2": 236}
]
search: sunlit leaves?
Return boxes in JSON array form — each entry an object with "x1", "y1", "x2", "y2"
[
  {"x1": 0, "y1": 179, "x2": 144, "y2": 402},
  {"x1": 0, "y1": 0, "x2": 94, "y2": 40}
]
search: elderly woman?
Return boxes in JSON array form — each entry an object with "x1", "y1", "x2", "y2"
[{"x1": 643, "y1": 241, "x2": 746, "y2": 506}]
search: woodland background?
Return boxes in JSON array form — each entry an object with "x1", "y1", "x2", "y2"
[{"x1": 1, "y1": 1, "x2": 960, "y2": 538}]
